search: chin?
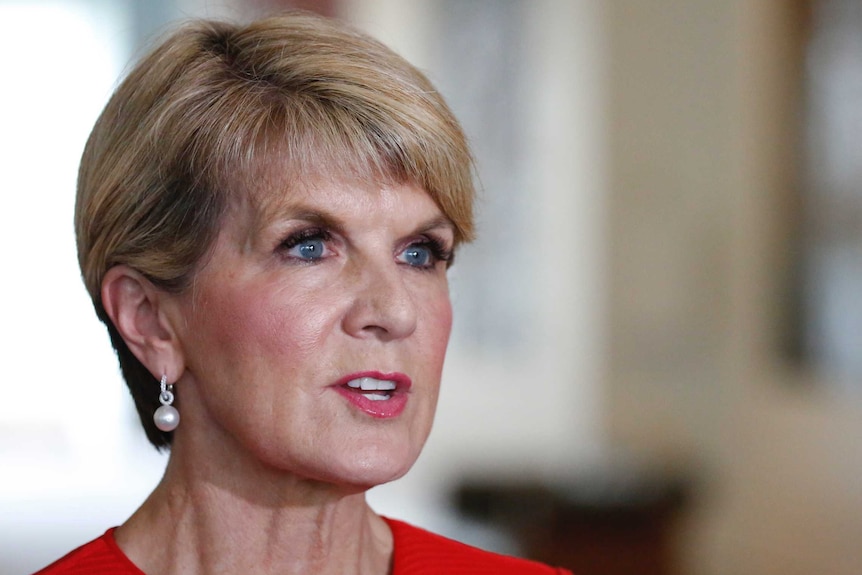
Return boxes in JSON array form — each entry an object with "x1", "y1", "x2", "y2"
[
  {"x1": 308, "y1": 412, "x2": 434, "y2": 490},
  {"x1": 302, "y1": 438, "x2": 419, "y2": 491},
  {"x1": 249, "y1": 432, "x2": 422, "y2": 492},
  {"x1": 324, "y1": 443, "x2": 420, "y2": 491}
]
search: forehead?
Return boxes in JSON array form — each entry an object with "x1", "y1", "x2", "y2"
[
  {"x1": 250, "y1": 170, "x2": 388, "y2": 218},
  {"x1": 229, "y1": 166, "x2": 449, "y2": 238},
  {"x1": 232, "y1": 140, "x2": 387, "y2": 218}
]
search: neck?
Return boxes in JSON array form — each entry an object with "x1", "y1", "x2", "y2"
[{"x1": 115, "y1": 438, "x2": 393, "y2": 575}]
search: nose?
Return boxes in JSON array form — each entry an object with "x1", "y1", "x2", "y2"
[{"x1": 341, "y1": 262, "x2": 418, "y2": 341}]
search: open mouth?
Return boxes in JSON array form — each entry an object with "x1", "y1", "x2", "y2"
[
  {"x1": 343, "y1": 377, "x2": 398, "y2": 401},
  {"x1": 334, "y1": 372, "x2": 411, "y2": 418}
]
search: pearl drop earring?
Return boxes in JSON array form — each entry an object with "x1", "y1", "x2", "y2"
[{"x1": 153, "y1": 374, "x2": 180, "y2": 432}]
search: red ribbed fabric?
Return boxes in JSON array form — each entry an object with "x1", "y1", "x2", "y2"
[
  {"x1": 34, "y1": 519, "x2": 572, "y2": 574},
  {"x1": 34, "y1": 528, "x2": 143, "y2": 575}
]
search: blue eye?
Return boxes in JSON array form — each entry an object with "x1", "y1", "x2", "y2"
[
  {"x1": 293, "y1": 238, "x2": 325, "y2": 260},
  {"x1": 401, "y1": 245, "x2": 432, "y2": 267},
  {"x1": 398, "y1": 238, "x2": 452, "y2": 269},
  {"x1": 280, "y1": 229, "x2": 331, "y2": 262}
]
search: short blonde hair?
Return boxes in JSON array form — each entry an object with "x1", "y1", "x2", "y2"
[{"x1": 76, "y1": 11, "x2": 475, "y2": 449}]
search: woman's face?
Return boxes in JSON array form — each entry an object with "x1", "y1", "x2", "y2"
[{"x1": 168, "y1": 178, "x2": 454, "y2": 489}]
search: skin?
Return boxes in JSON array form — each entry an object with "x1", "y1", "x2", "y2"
[{"x1": 103, "y1": 178, "x2": 455, "y2": 575}]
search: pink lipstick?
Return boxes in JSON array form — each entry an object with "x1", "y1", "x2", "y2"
[{"x1": 333, "y1": 371, "x2": 411, "y2": 418}]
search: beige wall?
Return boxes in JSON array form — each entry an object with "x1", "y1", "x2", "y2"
[{"x1": 606, "y1": 1, "x2": 862, "y2": 574}]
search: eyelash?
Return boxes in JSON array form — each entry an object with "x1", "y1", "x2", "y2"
[
  {"x1": 405, "y1": 236, "x2": 453, "y2": 269},
  {"x1": 278, "y1": 228, "x2": 332, "y2": 260}
]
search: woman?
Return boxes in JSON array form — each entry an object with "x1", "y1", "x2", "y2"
[{"x1": 36, "y1": 11, "x2": 571, "y2": 575}]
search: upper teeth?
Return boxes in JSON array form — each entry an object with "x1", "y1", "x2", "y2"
[{"x1": 346, "y1": 377, "x2": 397, "y2": 391}]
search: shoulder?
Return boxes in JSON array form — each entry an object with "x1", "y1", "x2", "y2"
[
  {"x1": 32, "y1": 529, "x2": 143, "y2": 575},
  {"x1": 384, "y1": 517, "x2": 572, "y2": 575}
]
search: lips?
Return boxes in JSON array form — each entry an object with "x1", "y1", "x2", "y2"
[{"x1": 333, "y1": 372, "x2": 411, "y2": 418}]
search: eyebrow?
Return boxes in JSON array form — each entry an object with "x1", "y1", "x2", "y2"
[
  {"x1": 282, "y1": 209, "x2": 344, "y2": 231},
  {"x1": 244, "y1": 200, "x2": 342, "y2": 240},
  {"x1": 413, "y1": 215, "x2": 456, "y2": 237},
  {"x1": 261, "y1": 201, "x2": 455, "y2": 236}
]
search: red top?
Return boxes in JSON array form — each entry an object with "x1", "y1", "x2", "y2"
[{"x1": 34, "y1": 517, "x2": 572, "y2": 574}]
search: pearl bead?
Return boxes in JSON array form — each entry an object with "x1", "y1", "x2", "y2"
[{"x1": 154, "y1": 405, "x2": 180, "y2": 432}]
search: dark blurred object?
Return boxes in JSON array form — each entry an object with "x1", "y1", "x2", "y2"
[{"x1": 454, "y1": 470, "x2": 689, "y2": 575}]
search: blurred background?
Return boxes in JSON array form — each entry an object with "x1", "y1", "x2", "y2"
[{"x1": 2, "y1": 0, "x2": 861, "y2": 574}]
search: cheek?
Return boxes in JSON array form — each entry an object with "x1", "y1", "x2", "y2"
[
  {"x1": 423, "y1": 292, "x2": 454, "y2": 368},
  {"x1": 189, "y1": 279, "x2": 339, "y2": 366}
]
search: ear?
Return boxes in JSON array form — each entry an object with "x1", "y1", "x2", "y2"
[{"x1": 101, "y1": 265, "x2": 185, "y2": 383}]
